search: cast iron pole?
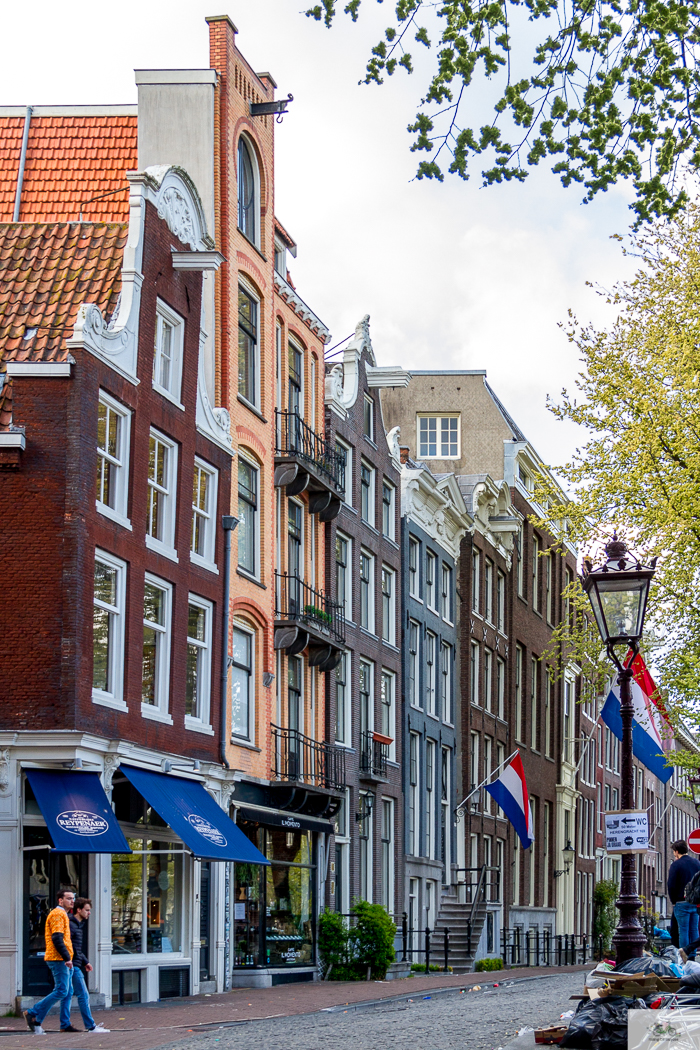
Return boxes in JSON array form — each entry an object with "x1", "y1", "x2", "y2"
[{"x1": 612, "y1": 664, "x2": 645, "y2": 962}]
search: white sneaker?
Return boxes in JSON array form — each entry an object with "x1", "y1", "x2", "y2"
[
  {"x1": 89, "y1": 1024, "x2": 110, "y2": 1033},
  {"x1": 34, "y1": 1026, "x2": 46, "y2": 1036}
]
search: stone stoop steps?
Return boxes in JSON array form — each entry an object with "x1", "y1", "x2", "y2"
[{"x1": 434, "y1": 897, "x2": 489, "y2": 973}]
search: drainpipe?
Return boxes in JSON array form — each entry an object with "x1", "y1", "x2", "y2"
[
  {"x1": 221, "y1": 515, "x2": 237, "y2": 994},
  {"x1": 13, "y1": 107, "x2": 32, "y2": 223},
  {"x1": 220, "y1": 515, "x2": 238, "y2": 769}
]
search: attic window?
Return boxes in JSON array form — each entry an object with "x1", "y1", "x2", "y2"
[{"x1": 274, "y1": 239, "x2": 286, "y2": 278}]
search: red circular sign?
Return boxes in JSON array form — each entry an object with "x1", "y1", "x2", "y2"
[{"x1": 687, "y1": 830, "x2": 700, "y2": 854}]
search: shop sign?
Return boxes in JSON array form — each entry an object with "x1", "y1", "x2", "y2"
[
  {"x1": 604, "y1": 810, "x2": 649, "y2": 853},
  {"x1": 188, "y1": 813, "x2": 227, "y2": 847},
  {"x1": 56, "y1": 809, "x2": 109, "y2": 837}
]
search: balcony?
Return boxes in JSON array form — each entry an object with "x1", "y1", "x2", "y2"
[
  {"x1": 274, "y1": 572, "x2": 345, "y2": 669},
  {"x1": 274, "y1": 410, "x2": 345, "y2": 520},
  {"x1": 359, "y1": 731, "x2": 391, "y2": 782},
  {"x1": 270, "y1": 724, "x2": 346, "y2": 817}
]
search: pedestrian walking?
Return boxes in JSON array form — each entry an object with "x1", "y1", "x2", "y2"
[
  {"x1": 668, "y1": 840, "x2": 700, "y2": 950},
  {"x1": 23, "y1": 888, "x2": 77, "y2": 1034},
  {"x1": 69, "y1": 898, "x2": 109, "y2": 1034}
]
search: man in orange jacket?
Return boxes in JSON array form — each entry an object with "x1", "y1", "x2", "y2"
[{"x1": 23, "y1": 889, "x2": 78, "y2": 1034}]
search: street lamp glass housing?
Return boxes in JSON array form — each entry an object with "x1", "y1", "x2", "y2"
[
  {"x1": 582, "y1": 537, "x2": 654, "y2": 647},
  {"x1": 689, "y1": 775, "x2": 700, "y2": 815},
  {"x1": 563, "y1": 840, "x2": 575, "y2": 868}
]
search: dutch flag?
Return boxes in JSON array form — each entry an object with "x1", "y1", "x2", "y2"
[
  {"x1": 600, "y1": 651, "x2": 672, "y2": 784},
  {"x1": 484, "y1": 752, "x2": 535, "y2": 849}
]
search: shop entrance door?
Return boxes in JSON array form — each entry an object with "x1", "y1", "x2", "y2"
[
  {"x1": 199, "y1": 862, "x2": 211, "y2": 979},
  {"x1": 22, "y1": 827, "x2": 88, "y2": 996}
]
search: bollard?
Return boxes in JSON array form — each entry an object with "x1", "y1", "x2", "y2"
[
  {"x1": 425, "y1": 926, "x2": 431, "y2": 974},
  {"x1": 444, "y1": 927, "x2": 449, "y2": 973},
  {"x1": 557, "y1": 934, "x2": 562, "y2": 967},
  {"x1": 402, "y1": 912, "x2": 408, "y2": 962},
  {"x1": 526, "y1": 929, "x2": 531, "y2": 967}
]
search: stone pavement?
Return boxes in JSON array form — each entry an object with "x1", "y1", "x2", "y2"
[{"x1": 1, "y1": 965, "x2": 589, "y2": 1050}]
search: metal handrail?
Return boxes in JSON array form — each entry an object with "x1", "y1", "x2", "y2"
[
  {"x1": 275, "y1": 410, "x2": 346, "y2": 491},
  {"x1": 274, "y1": 571, "x2": 346, "y2": 645},
  {"x1": 359, "y1": 731, "x2": 389, "y2": 779},
  {"x1": 271, "y1": 723, "x2": 346, "y2": 791}
]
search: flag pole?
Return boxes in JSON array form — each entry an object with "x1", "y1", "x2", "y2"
[{"x1": 455, "y1": 749, "x2": 520, "y2": 815}]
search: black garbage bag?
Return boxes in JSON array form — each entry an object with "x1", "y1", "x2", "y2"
[
  {"x1": 560, "y1": 996, "x2": 646, "y2": 1050},
  {"x1": 615, "y1": 954, "x2": 677, "y2": 977},
  {"x1": 680, "y1": 971, "x2": 700, "y2": 993}
]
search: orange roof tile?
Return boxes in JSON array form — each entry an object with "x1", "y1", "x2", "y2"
[
  {"x1": 0, "y1": 115, "x2": 137, "y2": 223},
  {"x1": 0, "y1": 222, "x2": 128, "y2": 371}
]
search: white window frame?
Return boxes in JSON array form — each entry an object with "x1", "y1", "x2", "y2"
[
  {"x1": 360, "y1": 458, "x2": 375, "y2": 527},
  {"x1": 471, "y1": 549, "x2": 480, "y2": 614},
  {"x1": 426, "y1": 630, "x2": 438, "y2": 716},
  {"x1": 335, "y1": 650, "x2": 351, "y2": 746},
  {"x1": 426, "y1": 550, "x2": 437, "y2": 611},
  {"x1": 408, "y1": 619, "x2": 420, "y2": 708},
  {"x1": 92, "y1": 549, "x2": 127, "y2": 711},
  {"x1": 231, "y1": 622, "x2": 255, "y2": 743},
  {"x1": 497, "y1": 571, "x2": 506, "y2": 632},
  {"x1": 184, "y1": 594, "x2": 214, "y2": 733},
  {"x1": 441, "y1": 562, "x2": 452, "y2": 623},
  {"x1": 336, "y1": 437, "x2": 353, "y2": 505},
  {"x1": 470, "y1": 641, "x2": 480, "y2": 707},
  {"x1": 408, "y1": 537, "x2": 420, "y2": 598},
  {"x1": 380, "y1": 669, "x2": 396, "y2": 760},
  {"x1": 381, "y1": 565, "x2": 396, "y2": 645},
  {"x1": 426, "y1": 738, "x2": 436, "y2": 859},
  {"x1": 484, "y1": 559, "x2": 494, "y2": 624},
  {"x1": 496, "y1": 656, "x2": 505, "y2": 720},
  {"x1": 484, "y1": 648, "x2": 493, "y2": 714},
  {"x1": 146, "y1": 428, "x2": 179, "y2": 561},
  {"x1": 382, "y1": 479, "x2": 395, "y2": 539},
  {"x1": 359, "y1": 792, "x2": 374, "y2": 903},
  {"x1": 515, "y1": 644, "x2": 524, "y2": 741},
  {"x1": 96, "y1": 390, "x2": 132, "y2": 529},
  {"x1": 417, "y1": 413, "x2": 461, "y2": 459},
  {"x1": 237, "y1": 133, "x2": 261, "y2": 247},
  {"x1": 191, "y1": 457, "x2": 219, "y2": 572},
  {"x1": 409, "y1": 732, "x2": 420, "y2": 856},
  {"x1": 335, "y1": 531, "x2": 353, "y2": 622},
  {"x1": 380, "y1": 797, "x2": 395, "y2": 912},
  {"x1": 152, "y1": 299, "x2": 185, "y2": 408},
  {"x1": 363, "y1": 395, "x2": 374, "y2": 441},
  {"x1": 441, "y1": 641, "x2": 452, "y2": 723},
  {"x1": 360, "y1": 548, "x2": 375, "y2": 633},
  {"x1": 141, "y1": 573, "x2": 173, "y2": 723}
]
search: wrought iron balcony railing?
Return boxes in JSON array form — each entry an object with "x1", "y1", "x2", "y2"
[
  {"x1": 275, "y1": 410, "x2": 346, "y2": 493},
  {"x1": 271, "y1": 724, "x2": 347, "y2": 792},
  {"x1": 274, "y1": 572, "x2": 345, "y2": 646},
  {"x1": 360, "y1": 731, "x2": 390, "y2": 780}
]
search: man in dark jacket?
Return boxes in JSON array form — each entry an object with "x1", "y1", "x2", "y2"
[
  {"x1": 68, "y1": 899, "x2": 109, "y2": 1034},
  {"x1": 668, "y1": 840, "x2": 700, "y2": 948}
]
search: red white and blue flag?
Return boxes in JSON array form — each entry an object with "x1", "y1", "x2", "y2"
[
  {"x1": 484, "y1": 752, "x2": 535, "y2": 849},
  {"x1": 600, "y1": 651, "x2": 672, "y2": 783}
]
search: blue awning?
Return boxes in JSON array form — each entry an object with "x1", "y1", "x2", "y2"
[
  {"x1": 26, "y1": 770, "x2": 131, "y2": 854},
  {"x1": 120, "y1": 765, "x2": 269, "y2": 864}
]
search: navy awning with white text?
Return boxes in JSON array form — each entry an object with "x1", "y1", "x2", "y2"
[
  {"x1": 26, "y1": 770, "x2": 132, "y2": 853},
  {"x1": 120, "y1": 765, "x2": 270, "y2": 864}
]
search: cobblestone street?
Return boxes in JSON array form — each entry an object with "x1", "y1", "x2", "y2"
[{"x1": 162, "y1": 972, "x2": 582, "y2": 1050}]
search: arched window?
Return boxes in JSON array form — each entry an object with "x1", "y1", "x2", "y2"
[{"x1": 237, "y1": 136, "x2": 258, "y2": 244}]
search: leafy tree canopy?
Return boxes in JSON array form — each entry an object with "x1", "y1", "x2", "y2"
[
  {"x1": 305, "y1": 0, "x2": 700, "y2": 221},
  {"x1": 533, "y1": 201, "x2": 700, "y2": 736}
]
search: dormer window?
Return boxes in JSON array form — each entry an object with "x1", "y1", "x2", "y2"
[
  {"x1": 418, "y1": 414, "x2": 460, "y2": 459},
  {"x1": 274, "y1": 239, "x2": 287, "y2": 278},
  {"x1": 238, "y1": 136, "x2": 259, "y2": 246}
]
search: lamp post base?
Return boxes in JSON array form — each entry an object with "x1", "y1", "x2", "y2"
[{"x1": 612, "y1": 851, "x2": 645, "y2": 963}]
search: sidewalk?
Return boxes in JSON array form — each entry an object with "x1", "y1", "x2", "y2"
[{"x1": 2, "y1": 965, "x2": 590, "y2": 1050}]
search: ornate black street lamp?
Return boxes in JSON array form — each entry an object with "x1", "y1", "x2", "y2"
[
  {"x1": 688, "y1": 775, "x2": 700, "y2": 818},
  {"x1": 582, "y1": 535, "x2": 656, "y2": 963}
]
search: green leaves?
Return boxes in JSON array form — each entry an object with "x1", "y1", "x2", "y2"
[{"x1": 306, "y1": 0, "x2": 700, "y2": 220}]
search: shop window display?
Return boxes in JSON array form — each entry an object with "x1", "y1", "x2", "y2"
[{"x1": 234, "y1": 822, "x2": 315, "y2": 968}]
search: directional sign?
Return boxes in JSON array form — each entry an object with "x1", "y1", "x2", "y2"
[
  {"x1": 605, "y1": 810, "x2": 649, "y2": 853},
  {"x1": 688, "y1": 829, "x2": 700, "y2": 854}
]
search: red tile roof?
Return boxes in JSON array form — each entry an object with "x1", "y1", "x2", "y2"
[
  {"x1": 0, "y1": 222, "x2": 127, "y2": 364},
  {"x1": 0, "y1": 114, "x2": 137, "y2": 223}
]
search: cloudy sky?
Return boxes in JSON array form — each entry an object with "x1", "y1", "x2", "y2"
[{"x1": 2, "y1": 0, "x2": 638, "y2": 471}]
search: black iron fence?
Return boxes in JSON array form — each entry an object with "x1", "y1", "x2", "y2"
[
  {"x1": 360, "y1": 731, "x2": 389, "y2": 779},
  {"x1": 275, "y1": 410, "x2": 346, "y2": 492},
  {"x1": 274, "y1": 571, "x2": 345, "y2": 645},
  {"x1": 501, "y1": 928, "x2": 603, "y2": 967},
  {"x1": 271, "y1": 724, "x2": 346, "y2": 791},
  {"x1": 400, "y1": 917, "x2": 454, "y2": 972}
]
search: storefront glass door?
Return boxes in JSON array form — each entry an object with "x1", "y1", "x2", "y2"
[{"x1": 234, "y1": 822, "x2": 315, "y2": 969}]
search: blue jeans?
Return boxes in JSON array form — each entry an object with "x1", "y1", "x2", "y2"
[
  {"x1": 30, "y1": 960, "x2": 72, "y2": 1029},
  {"x1": 71, "y1": 967, "x2": 95, "y2": 1030},
  {"x1": 674, "y1": 901, "x2": 699, "y2": 956}
]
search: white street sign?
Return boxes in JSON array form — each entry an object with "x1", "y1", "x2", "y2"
[{"x1": 605, "y1": 810, "x2": 650, "y2": 853}]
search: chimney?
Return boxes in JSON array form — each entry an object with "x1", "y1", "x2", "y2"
[{"x1": 400, "y1": 446, "x2": 410, "y2": 465}]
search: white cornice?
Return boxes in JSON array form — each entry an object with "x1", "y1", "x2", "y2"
[
  {"x1": 171, "y1": 250, "x2": 225, "y2": 271},
  {"x1": 366, "y1": 364, "x2": 411, "y2": 389},
  {"x1": 402, "y1": 464, "x2": 472, "y2": 560},
  {"x1": 273, "y1": 272, "x2": 330, "y2": 342},
  {"x1": 0, "y1": 430, "x2": 25, "y2": 449},
  {"x1": 6, "y1": 361, "x2": 72, "y2": 377}
]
